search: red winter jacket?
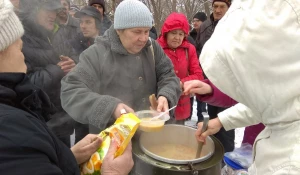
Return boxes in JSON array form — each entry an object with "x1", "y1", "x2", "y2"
[{"x1": 158, "y1": 13, "x2": 204, "y2": 120}]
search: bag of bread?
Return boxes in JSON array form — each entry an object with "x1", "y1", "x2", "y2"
[{"x1": 81, "y1": 109, "x2": 140, "y2": 175}]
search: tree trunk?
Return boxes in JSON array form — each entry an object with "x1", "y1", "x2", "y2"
[
  {"x1": 172, "y1": 0, "x2": 177, "y2": 12},
  {"x1": 112, "y1": 0, "x2": 116, "y2": 12},
  {"x1": 204, "y1": 1, "x2": 211, "y2": 17}
]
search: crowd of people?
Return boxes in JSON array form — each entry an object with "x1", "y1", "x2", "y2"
[{"x1": 0, "y1": 0, "x2": 299, "y2": 174}]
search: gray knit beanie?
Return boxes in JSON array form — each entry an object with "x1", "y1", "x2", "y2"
[
  {"x1": 114, "y1": 0, "x2": 153, "y2": 30},
  {"x1": 0, "y1": 0, "x2": 24, "y2": 52}
]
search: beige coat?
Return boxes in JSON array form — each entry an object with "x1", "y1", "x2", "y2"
[{"x1": 200, "y1": 0, "x2": 300, "y2": 174}]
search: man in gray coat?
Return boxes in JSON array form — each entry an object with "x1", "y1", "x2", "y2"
[{"x1": 61, "y1": 0, "x2": 181, "y2": 133}]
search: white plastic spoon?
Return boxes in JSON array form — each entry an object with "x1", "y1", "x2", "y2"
[{"x1": 150, "y1": 105, "x2": 177, "y2": 121}]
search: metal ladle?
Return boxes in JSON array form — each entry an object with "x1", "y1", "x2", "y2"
[{"x1": 196, "y1": 115, "x2": 209, "y2": 158}]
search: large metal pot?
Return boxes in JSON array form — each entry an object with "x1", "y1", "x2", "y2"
[
  {"x1": 140, "y1": 125, "x2": 215, "y2": 164},
  {"x1": 130, "y1": 125, "x2": 224, "y2": 175}
]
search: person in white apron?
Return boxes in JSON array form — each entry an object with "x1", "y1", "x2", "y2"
[{"x1": 191, "y1": 0, "x2": 300, "y2": 174}]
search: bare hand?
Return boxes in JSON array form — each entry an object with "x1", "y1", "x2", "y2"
[
  {"x1": 57, "y1": 56, "x2": 76, "y2": 74},
  {"x1": 113, "y1": 103, "x2": 134, "y2": 119},
  {"x1": 183, "y1": 80, "x2": 212, "y2": 96},
  {"x1": 71, "y1": 134, "x2": 102, "y2": 164},
  {"x1": 156, "y1": 96, "x2": 169, "y2": 113},
  {"x1": 196, "y1": 118, "x2": 222, "y2": 143},
  {"x1": 101, "y1": 140, "x2": 134, "y2": 175}
]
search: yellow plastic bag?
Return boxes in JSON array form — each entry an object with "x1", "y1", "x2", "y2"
[{"x1": 81, "y1": 110, "x2": 140, "y2": 175}]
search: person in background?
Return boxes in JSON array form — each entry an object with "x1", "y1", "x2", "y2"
[
  {"x1": 195, "y1": 0, "x2": 235, "y2": 153},
  {"x1": 191, "y1": 0, "x2": 300, "y2": 174},
  {"x1": 20, "y1": 0, "x2": 76, "y2": 147},
  {"x1": 55, "y1": 0, "x2": 80, "y2": 40},
  {"x1": 196, "y1": 0, "x2": 231, "y2": 54},
  {"x1": 157, "y1": 12, "x2": 204, "y2": 124},
  {"x1": 54, "y1": 0, "x2": 90, "y2": 144},
  {"x1": 69, "y1": 5, "x2": 80, "y2": 18},
  {"x1": 52, "y1": 0, "x2": 80, "y2": 62},
  {"x1": 0, "y1": 1, "x2": 133, "y2": 174},
  {"x1": 190, "y1": 12, "x2": 207, "y2": 42},
  {"x1": 88, "y1": 0, "x2": 112, "y2": 35},
  {"x1": 70, "y1": 6, "x2": 102, "y2": 55},
  {"x1": 61, "y1": 0, "x2": 181, "y2": 134},
  {"x1": 149, "y1": 25, "x2": 158, "y2": 40},
  {"x1": 187, "y1": 11, "x2": 207, "y2": 123}
]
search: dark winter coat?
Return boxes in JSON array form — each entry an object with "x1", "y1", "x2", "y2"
[
  {"x1": 149, "y1": 26, "x2": 158, "y2": 40},
  {"x1": 196, "y1": 14, "x2": 219, "y2": 56},
  {"x1": 52, "y1": 15, "x2": 80, "y2": 62},
  {"x1": 21, "y1": 12, "x2": 74, "y2": 137},
  {"x1": 100, "y1": 15, "x2": 112, "y2": 35},
  {"x1": 70, "y1": 33, "x2": 95, "y2": 55},
  {"x1": 189, "y1": 28, "x2": 198, "y2": 41},
  {"x1": 158, "y1": 13, "x2": 204, "y2": 120},
  {"x1": 0, "y1": 73, "x2": 79, "y2": 175}
]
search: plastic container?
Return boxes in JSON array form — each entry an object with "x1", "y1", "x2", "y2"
[
  {"x1": 224, "y1": 156, "x2": 244, "y2": 170},
  {"x1": 135, "y1": 110, "x2": 170, "y2": 132}
]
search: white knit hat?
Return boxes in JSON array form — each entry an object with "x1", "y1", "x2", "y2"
[
  {"x1": 114, "y1": 0, "x2": 153, "y2": 29},
  {"x1": 0, "y1": 0, "x2": 24, "y2": 52}
]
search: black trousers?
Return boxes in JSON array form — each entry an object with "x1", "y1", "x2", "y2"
[{"x1": 208, "y1": 104, "x2": 235, "y2": 153}]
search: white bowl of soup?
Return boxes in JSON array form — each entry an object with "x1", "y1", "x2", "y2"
[{"x1": 135, "y1": 110, "x2": 170, "y2": 132}]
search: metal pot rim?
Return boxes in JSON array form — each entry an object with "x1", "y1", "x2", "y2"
[{"x1": 139, "y1": 124, "x2": 215, "y2": 165}]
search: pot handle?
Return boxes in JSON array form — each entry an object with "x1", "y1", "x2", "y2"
[{"x1": 188, "y1": 162, "x2": 198, "y2": 175}]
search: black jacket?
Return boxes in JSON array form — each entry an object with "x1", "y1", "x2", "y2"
[
  {"x1": 70, "y1": 33, "x2": 95, "y2": 55},
  {"x1": 195, "y1": 14, "x2": 219, "y2": 56},
  {"x1": 21, "y1": 12, "x2": 74, "y2": 137},
  {"x1": 0, "y1": 73, "x2": 79, "y2": 174},
  {"x1": 100, "y1": 15, "x2": 112, "y2": 36},
  {"x1": 149, "y1": 26, "x2": 158, "y2": 40},
  {"x1": 189, "y1": 28, "x2": 198, "y2": 41}
]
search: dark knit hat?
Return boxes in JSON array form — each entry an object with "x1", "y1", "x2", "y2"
[
  {"x1": 212, "y1": 0, "x2": 231, "y2": 7},
  {"x1": 88, "y1": 0, "x2": 105, "y2": 12},
  {"x1": 75, "y1": 6, "x2": 102, "y2": 29},
  {"x1": 193, "y1": 12, "x2": 207, "y2": 22}
]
